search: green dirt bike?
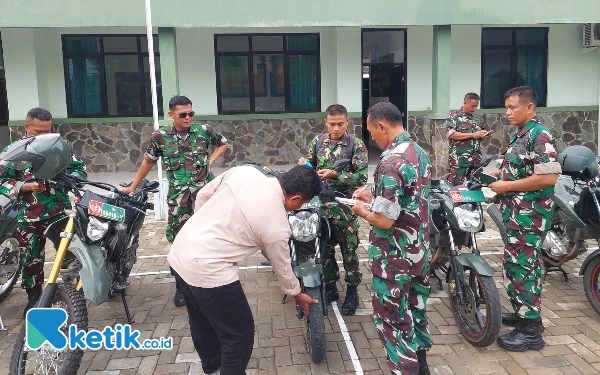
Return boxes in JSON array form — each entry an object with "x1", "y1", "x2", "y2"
[
  {"x1": 429, "y1": 155, "x2": 502, "y2": 347},
  {"x1": 280, "y1": 158, "x2": 353, "y2": 363}
]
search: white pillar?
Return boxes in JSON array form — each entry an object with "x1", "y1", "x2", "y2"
[
  {"x1": 2, "y1": 29, "x2": 41, "y2": 120},
  {"x1": 335, "y1": 27, "x2": 362, "y2": 113}
]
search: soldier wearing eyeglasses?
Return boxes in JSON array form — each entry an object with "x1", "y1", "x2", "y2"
[{"x1": 123, "y1": 95, "x2": 228, "y2": 307}]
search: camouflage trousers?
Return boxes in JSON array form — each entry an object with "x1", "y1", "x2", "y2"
[
  {"x1": 323, "y1": 204, "x2": 362, "y2": 286},
  {"x1": 372, "y1": 267, "x2": 432, "y2": 375},
  {"x1": 18, "y1": 216, "x2": 66, "y2": 289},
  {"x1": 166, "y1": 188, "x2": 199, "y2": 243},
  {"x1": 504, "y1": 228, "x2": 544, "y2": 320},
  {"x1": 447, "y1": 165, "x2": 474, "y2": 186}
]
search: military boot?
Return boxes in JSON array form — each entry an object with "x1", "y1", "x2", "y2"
[
  {"x1": 325, "y1": 282, "x2": 339, "y2": 303},
  {"x1": 502, "y1": 312, "x2": 544, "y2": 332},
  {"x1": 417, "y1": 350, "x2": 431, "y2": 375},
  {"x1": 341, "y1": 285, "x2": 359, "y2": 316},
  {"x1": 23, "y1": 285, "x2": 42, "y2": 318},
  {"x1": 497, "y1": 317, "x2": 545, "y2": 352}
]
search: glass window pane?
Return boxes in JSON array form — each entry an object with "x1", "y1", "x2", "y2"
[
  {"x1": 253, "y1": 55, "x2": 285, "y2": 112},
  {"x1": 67, "y1": 57, "x2": 103, "y2": 116},
  {"x1": 216, "y1": 36, "x2": 249, "y2": 52},
  {"x1": 140, "y1": 35, "x2": 160, "y2": 53},
  {"x1": 516, "y1": 29, "x2": 546, "y2": 45},
  {"x1": 64, "y1": 36, "x2": 100, "y2": 54},
  {"x1": 517, "y1": 49, "x2": 546, "y2": 105},
  {"x1": 289, "y1": 55, "x2": 318, "y2": 111},
  {"x1": 482, "y1": 29, "x2": 513, "y2": 46},
  {"x1": 219, "y1": 56, "x2": 250, "y2": 111},
  {"x1": 287, "y1": 35, "x2": 318, "y2": 52},
  {"x1": 104, "y1": 55, "x2": 142, "y2": 116},
  {"x1": 252, "y1": 36, "x2": 283, "y2": 52},
  {"x1": 482, "y1": 49, "x2": 512, "y2": 108},
  {"x1": 103, "y1": 37, "x2": 138, "y2": 53},
  {"x1": 143, "y1": 56, "x2": 163, "y2": 115},
  {"x1": 362, "y1": 30, "x2": 405, "y2": 64}
]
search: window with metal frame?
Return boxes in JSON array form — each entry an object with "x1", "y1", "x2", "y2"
[
  {"x1": 62, "y1": 35, "x2": 163, "y2": 118},
  {"x1": 215, "y1": 34, "x2": 320, "y2": 114},
  {"x1": 0, "y1": 33, "x2": 8, "y2": 125},
  {"x1": 480, "y1": 28, "x2": 548, "y2": 109}
]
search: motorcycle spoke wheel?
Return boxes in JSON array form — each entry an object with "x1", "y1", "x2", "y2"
[
  {"x1": 0, "y1": 237, "x2": 21, "y2": 301},
  {"x1": 449, "y1": 267, "x2": 501, "y2": 347}
]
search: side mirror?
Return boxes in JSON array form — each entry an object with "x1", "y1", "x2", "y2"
[{"x1": 332, "y1": 159, "x2": 351, "y2": 172}]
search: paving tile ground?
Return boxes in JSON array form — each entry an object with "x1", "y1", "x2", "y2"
[{"x1": 2, "y1": 206, "x2": 600, "y2": 374}]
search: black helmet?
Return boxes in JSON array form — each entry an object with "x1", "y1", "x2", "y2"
[
  {"x1": 557, "y1": 145, "x2": 598, "y2": 180},
  {"x1": 0, "y1": 134, "x2": 72, "y2": 180}
]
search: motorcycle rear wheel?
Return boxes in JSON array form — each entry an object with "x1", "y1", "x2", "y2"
[
  {"x1": 305, "y1": 286, "x2": 326, "y2": 362},
  {"x1": 0, "y1": 237, "x2": 21, "y2": 302},
  {"x1": 449, "y1": 266, "x2": 501, "y2": 347},
  {"x1": 583, "y1": 256, "x2": 600, "y2": 316},
  {"x1": 10, "y1": 283, "x2": 88, "y2": 375}
]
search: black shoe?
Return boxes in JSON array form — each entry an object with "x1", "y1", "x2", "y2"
[
  {"x1": 497, "y1": 317, "x2": 545, "y2": 352},
  {"x1": 325, "y1": 282, "x2": 339, "y2": 303},
  {"x1": 341, "y1": 285, "x2": 359, "y2": 316},
  {"x1": 174, "y1": 289, "x2": 185, "y2": 307},
  {"x1": 23, "y1": 285, "x2": 42, "y2": 318},
  {"x1": 502, "y1": 312, "x2": 518, "y2": 327},
  {"x1": 502, "y1": 312, "x2": 544, "y2": 332},
  {"x1": 417, "y1": 350, "x2": 431, "y2": 375}
]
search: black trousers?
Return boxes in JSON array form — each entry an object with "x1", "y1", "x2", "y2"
[{"x1": 173, "y1": 271, "x2": 254, "y2": 375}]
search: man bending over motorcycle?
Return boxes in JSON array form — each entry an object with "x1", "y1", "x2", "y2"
[{"x1": 168, "y1": 164, "x2": 320, "y2": 375}]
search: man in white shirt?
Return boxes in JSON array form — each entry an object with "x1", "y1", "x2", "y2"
[{"x1": 168, "y1": 164, "x2": 321, "y2": 375}]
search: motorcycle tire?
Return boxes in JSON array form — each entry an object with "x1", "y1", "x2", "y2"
[
  {"x1": 10, "y1": 283, "x2": 88, "y2": 375},
  {"x1": 583, "y1": 256, "x2": 600, "y2": 316},
  {"x1": 449, "y1": 266, "x2": 501, "y2": 347},
  {"x1": 486, "y1": 204, "x2": 507, "y2": 243},
  {"x1": 0, "y1": 237, "x2": 21, "y2": 302},
  {"x1": 305, "y1": 286, "x2": 326, "y2": 362}
]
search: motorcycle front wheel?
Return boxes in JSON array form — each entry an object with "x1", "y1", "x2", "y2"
[
  {"x1": 449, "y1": 266, "x2": 501, "y2": 347},
  {"x1": 583, "y1": 256, "x2": 600, "y2": 315},
  {"x1": 305, "y1": 286, "x2": 326, "y2": 362},
  {"x1": 10, "y1": 283, "x2": 88, "y2": 375}
]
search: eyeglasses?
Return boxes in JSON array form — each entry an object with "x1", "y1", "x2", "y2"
[{"x1": 175, "y1": 111, "x2": 195, "y2": 119}]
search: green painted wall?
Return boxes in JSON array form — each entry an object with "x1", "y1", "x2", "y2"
[{"x1": 1, "y1": 1, "x2": 600, "y2": 27}]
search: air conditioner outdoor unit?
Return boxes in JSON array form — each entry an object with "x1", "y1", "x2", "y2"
[{"x1": 583, "y1": 23, "x2": 600, "y2": 48}]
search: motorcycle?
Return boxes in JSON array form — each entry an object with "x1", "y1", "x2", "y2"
[
  {"x1": 0, "y1": 193, "x2": 20, "y2": 303},
  {"x1": 429, "y1": 155, "x2": 502, "y2": 347},
  {"x1": 281, "y1": 158, "x2": 353, "y2": 363},
  {"x1": 6, "y1": 163, "x2": 157, "y2": 374},
  {"x1": 487, "y1": 144, "x2": 600, "y2": 316}
]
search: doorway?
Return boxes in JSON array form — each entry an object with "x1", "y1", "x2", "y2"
[{"x1": 361, "y1": 29, "x2": 407, "y2": 150}]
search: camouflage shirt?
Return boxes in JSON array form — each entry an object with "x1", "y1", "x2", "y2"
[
  {"x1": 145, "y1": 123, "x2": 228, "y2": 194},
  {"x1": 446, "y1": 109, "x2": 485, "y2": 167},
  {"x1": 0, "y1": 137, "x2": 87, "y2": 223},
  {"x1": 498, "y1": 118, "x2": 562, "y2": 233},
  {"x1": 369, "y1": 132, "x2": 432, "y2": 282},
  {"x1": 306, "y1": 133, "x2": 368, "y2": 197}
]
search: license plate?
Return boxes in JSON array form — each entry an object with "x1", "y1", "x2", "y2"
[
  {"x1": 449, "y1": 190, "x2": 486, "y2": 203},
  {"x1": 88, "y1": 200, "x2": 126, "y2": 222}
]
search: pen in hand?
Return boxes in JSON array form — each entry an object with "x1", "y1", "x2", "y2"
[{"x1": 353, "y1": 184, "x2": 370, "y2": 199}]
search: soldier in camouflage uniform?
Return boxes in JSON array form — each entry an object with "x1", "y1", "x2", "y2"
[
  {"x1": 446, "y1": 92, "x2": 491, "y2": 186},
  {"x1": 0, "y1": 107, "x2": 87, "y2": 317},
  {"x1": 353, "y1": 102, "x2": 432, "y2": 375},
  {"x1": 489, "y1": 87, "x2": 561, "y2": 352},
  {"x1": 298, "y1": 104, "x2": 368, "y2": 316},
  {"x1": 123, "y1": 95, "x2": 228, "y2": 307}
]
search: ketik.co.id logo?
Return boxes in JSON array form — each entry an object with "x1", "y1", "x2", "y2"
[{"x1": 26, "y1": 308, "x2": 173, "y2": 350}]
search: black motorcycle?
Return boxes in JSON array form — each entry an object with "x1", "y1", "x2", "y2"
[{"x1": 10, "y1": 173, "x2": 158, "y2": 375}]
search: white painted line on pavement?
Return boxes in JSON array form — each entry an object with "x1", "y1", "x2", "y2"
[{"x1": 331, "y1": 301, "x2": 364, "y2": 375}]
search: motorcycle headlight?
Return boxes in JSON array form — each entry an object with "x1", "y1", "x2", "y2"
[
  {"x1": 288, "y1": 211, "x2": 319, "y2": 242},
  {"x1": 87, "y1": 217, "x2": 110, "y2": 242},
  {"x1": 454, "y1": 205, "x2": 482, "y2": 231}
]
